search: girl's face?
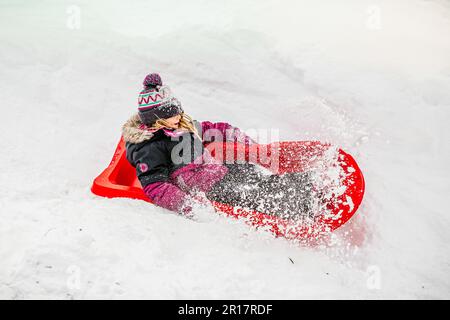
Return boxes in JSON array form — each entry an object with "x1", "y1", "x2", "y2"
[{"x1": 164, "y1": 114, "x2": 182, "y2": 129}]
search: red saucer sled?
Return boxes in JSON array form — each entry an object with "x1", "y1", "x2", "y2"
[{"x1": 91, "y1": 138, "x2": 365, "y2": 241}]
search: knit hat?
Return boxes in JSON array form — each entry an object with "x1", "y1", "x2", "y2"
[{"x1": 137, "y1": 73, "x2": 183, "y2": 125}]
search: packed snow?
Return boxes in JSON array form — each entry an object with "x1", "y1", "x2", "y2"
[{"x1": 0, "y1": 0, "x2": 449, "y2": 299}]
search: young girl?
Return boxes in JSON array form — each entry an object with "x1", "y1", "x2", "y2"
[{"x1": 123, "y1": 73, "x2": 312, "y2": 218}]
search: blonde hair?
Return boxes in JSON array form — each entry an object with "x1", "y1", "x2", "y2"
[{"x1": 151, "y1": 113, "x2": 202, "y2": 140}]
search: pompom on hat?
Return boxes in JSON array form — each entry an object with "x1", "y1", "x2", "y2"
[
  {"x1": 137, "y1": 73, "x2": 183, "y2": 126},
  {"x1": 143, "y1": 73, "x2": 162, "y2": 89}
]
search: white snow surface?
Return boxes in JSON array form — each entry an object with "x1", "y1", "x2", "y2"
[{"x1": 0, "y1": 0, "x2": 449, "y2": 299}]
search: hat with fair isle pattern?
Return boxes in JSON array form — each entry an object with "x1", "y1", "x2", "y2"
[{"x1": 137, "y1": 73, "x2": 183, "y2": 125}]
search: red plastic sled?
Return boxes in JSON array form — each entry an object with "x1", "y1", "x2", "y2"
[{"x1": 91, "y1": 138, "x2": 365, "y2": 240}]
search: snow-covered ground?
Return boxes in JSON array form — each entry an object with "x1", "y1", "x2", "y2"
[{"x1": 1, "y1": 0, "x2": 449, "y2": 299}]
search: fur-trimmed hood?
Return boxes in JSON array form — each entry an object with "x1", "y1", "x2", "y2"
[{"x1": 122, "y1": 114, "x2": 156, "y2": 144}]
